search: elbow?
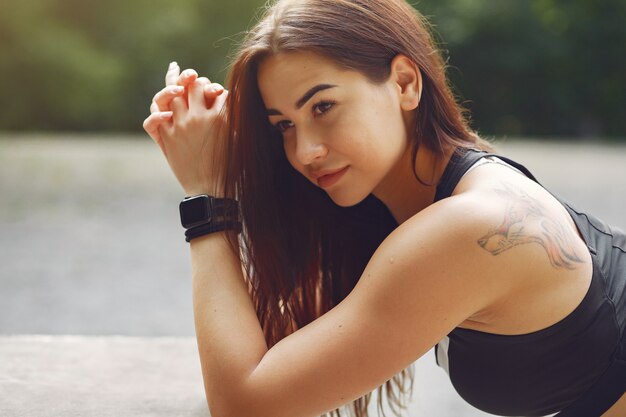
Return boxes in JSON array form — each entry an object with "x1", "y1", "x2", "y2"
[
  {"x1": 207, "y1": 402, "x2": 246, "y2": 417},
  {"x1": 204, "y1": 370, "x2": 300, "y2": 417},
  {"x1": 205, "y1": 388, "x2": 267, "y2": 417},
  {"x1": 209, "y1": 397, "x2": 316, "y2": 417},
  {"x1": 206, "y1": 392, "x2": 250, "y2": 417},
  {"x1": 207, "y1": 394, "x2": 284, "y2": 417},
  {"x1": 208, "y1": 405, "x2": 268, "y2": 417},
  {"x1": 208, "y1": 402, "x2": 275, "y2": 417}
]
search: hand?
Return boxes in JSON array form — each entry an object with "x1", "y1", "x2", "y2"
[
  {"x1": 143, "y1": 62, "x2": 230, "y2": 196},
  {"x1": 144, "y1": 62, "x2": 197, "y2": 145}
]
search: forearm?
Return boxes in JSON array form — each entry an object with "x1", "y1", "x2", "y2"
[
  {"x1": 190, "y1": 232, "x2": 268, "y2": 415},
  {"x1": 144, "y1": 64, "x2": 267, "y2": 413}
]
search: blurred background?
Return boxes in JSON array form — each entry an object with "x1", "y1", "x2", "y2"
[
  {"x1": 0, "y1": 0, "x2": 624, "y2": 416},
  {"x1": 0, "y1": 0, "x2": 624, "y2": 136}
]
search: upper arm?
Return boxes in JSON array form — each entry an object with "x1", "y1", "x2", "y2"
[
  {"x1": 237, "y1": 197, "x2": 508, "y2": 417},
  {"x1": 284, "y1": 281, "x2": 323, "y2": 336}
]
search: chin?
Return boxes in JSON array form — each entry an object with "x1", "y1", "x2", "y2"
[{"x1": 326, "y1": 189, "x2": 370, "y2": 208}]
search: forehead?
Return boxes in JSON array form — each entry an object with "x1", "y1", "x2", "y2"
[{"x1": 257, "y1": 51, "x2": 356, "y2": 109}]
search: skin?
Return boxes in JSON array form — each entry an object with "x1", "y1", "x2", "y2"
[
  {"x1": 144, "y1": 57, "x2": 625, "y2": 416},
  {"x1": 258, "y1": 51, "x2": 445, "y2": 223}
]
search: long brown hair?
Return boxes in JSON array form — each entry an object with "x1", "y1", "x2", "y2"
[{"x1": 219, "y1": 1, "x2": 493, "y2": 416}]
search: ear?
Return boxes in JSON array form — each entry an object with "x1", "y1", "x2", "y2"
[{"x1": 390, "y1": 54, "x2": 422, "y2": 111}]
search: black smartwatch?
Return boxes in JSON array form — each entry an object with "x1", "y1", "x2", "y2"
[{"x1": 179, "y1": 195, "x2": 240, "y2": 230}]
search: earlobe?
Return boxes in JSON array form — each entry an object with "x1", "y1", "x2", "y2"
[{"x1": 391, "y1": 54, "x2": 422, "y2": 111}]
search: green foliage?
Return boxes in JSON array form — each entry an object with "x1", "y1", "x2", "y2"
[
  {"x1": 417, "y1": 0, "x2": 626, "y2": 136},
  {"x1": 0, "y1": 0, "x2": 263, "y2": 132},
  {"x1": 0, "y1": 0, "x2": 624, "y2": 137}
]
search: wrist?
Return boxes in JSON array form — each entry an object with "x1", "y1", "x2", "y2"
[
  {"x1": 179, "y1": 195, "x2": 241, "y2": 242},
  {"x1": 184, "y1": 188, "x2": 225, "y2": 199},
  {"x1": 185, "y1": 220, "x2": 242, "y2": 242},
  {"x1": 182, "y1": 179, "x2": 224, "y2": 199}
]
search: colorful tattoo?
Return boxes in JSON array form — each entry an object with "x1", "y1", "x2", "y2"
[{"x1": 477, "y1": 183, "x2": 586, "y2": 270}]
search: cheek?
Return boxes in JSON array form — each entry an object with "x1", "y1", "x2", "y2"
[
  {"x1": 349, "y1": 105, "x2": 407, "y2": 157},
  {"x1": 353, "y1": 88, "x2": 404, "y2": 136}
]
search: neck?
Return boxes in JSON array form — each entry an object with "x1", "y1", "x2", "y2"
[{"x1": 373, "y1": 145, "x2": 453, "y2": 225}]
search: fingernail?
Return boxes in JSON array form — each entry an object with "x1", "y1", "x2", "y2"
[
  {"x1": 183, "y1": 70, "x2": 195, "y2": 77},
  {"x1": 172, "y1": 86, "x2": 184, "y2": 93},
  {"x1": 169, "y1": 61, "x2": 178, "y2": 68},
  {"x1": 206, "y1": 84, "x2": 224, "y2": 93},
  {"x1": 160, "y1": 112, "x2": 173, "y2": 118}
]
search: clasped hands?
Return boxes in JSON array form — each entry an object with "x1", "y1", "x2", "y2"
[{"x1": 143, "y1": 62, "x2": 229, "y2": 197}]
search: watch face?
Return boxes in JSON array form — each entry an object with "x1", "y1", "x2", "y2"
[{"x1": 180, "y1": 196, "x2": 210, "y2": 228}]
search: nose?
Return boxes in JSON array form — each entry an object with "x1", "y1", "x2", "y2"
[{"x1": 294, "y1": 129, "x2": 328, "y2": 166}]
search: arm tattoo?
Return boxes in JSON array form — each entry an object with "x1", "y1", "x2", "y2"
[{"x1": 477, "y1": 183, "x2": 586, "y2": 270}]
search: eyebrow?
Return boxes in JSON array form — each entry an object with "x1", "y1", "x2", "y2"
[{"x1": 267, "y1": 84, "x2": 337, "y2": 116}]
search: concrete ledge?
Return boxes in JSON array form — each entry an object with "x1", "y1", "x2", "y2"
[
  {"x1": 0, "y1": 335, "x2": 209, "y2": 417},
  {"x1": 0, "y1": 336, "x2": 494, "y2": 417}
]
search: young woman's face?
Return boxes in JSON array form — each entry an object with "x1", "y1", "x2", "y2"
[{"x1": 257, "y1": 51, "x2": 411, "y2": 207}]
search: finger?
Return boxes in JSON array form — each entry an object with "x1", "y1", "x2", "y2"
[
  {"x1": 204, "y1": 83, "x2": 225, "y2": 98},
  {"x1": 170, "y1": 95, "x2": 188, "y2": 115},
  {"x1": 152, "y1": 85, "x2": 185, "y2": 112},
  {"x1": 196, "y1": 77, "x2": 210, "y2": 85},
  {"x1": 177, "y1": 69, "x2": 199, "y2": 87},
  {"x1": 165, "y1": 62, "x2": 180, "y2": 87},
  {"x1": 143, "y1": 111, "x2": 173, "y2": 149},
  {"x1": 204, "y1": 83, "x2": 226, "y2": 109},
  {"x1": 210, "y1": 85, "x2": 228, "y2": 116},
  {"x1": 188, "y1": 78, "x2": 211, "y2": 111},
  {"x1": 143, "y1": 111, "x2": 173, "y2": 137},
  {"x1": 176, "y1": 69, "x2": 199, "y2": 105}
]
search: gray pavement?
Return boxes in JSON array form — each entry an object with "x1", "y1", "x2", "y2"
[
  {"x1": 0, "y1": 334, "x2": 484, "y2": 417},
  {"x1": 0, "y1": 135, "x2": 625, "y2": 416},
  {"x1": 0, "y1": 335, "x2": 209, "y2": 417}
]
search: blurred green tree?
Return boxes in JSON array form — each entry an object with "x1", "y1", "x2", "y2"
[
  {"x1": 0, "y1": 0, "x2": 623, "y2": 137},
  {"x1": 0, "y1": 0, "x2": 263, "y2": 131},
  {"x1": 417, "y1": 0, "x2": 626, "y2": 137}
]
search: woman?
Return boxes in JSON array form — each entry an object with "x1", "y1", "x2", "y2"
[{"x1": 143, "y1": 0, "x2": 626, "y2": 416}]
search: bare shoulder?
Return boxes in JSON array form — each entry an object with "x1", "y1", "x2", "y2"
[
  {"x1": 438, "y1": 161, "x2": 594, "y2": 334},
  {"x1": 351, "y1": 191, "x2": 517, "y2": 324},
  {"x1": 447, "y1": 159, "x2": 591, "y2": 268}
]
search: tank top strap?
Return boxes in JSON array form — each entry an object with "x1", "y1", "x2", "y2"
[{"x1": 433, "y1": 147, "x2": 542, "y2": 203}]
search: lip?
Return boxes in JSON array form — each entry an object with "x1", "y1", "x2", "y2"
[{"x1": 315, "y1": 166, "x2": 349, "y2": 188}]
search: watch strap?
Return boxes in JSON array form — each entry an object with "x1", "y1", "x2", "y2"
[
  {"x1": 180, "y1": 195, "x2": 240, "y2": 229},
  {"x1": 185, "y1": 220, "x2": 242, "y2": 242}
]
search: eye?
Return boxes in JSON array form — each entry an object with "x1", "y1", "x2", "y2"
[
  {"x1": 271, "y1": 101, "x2": 335, "y2": 134},
  {"x1": 273, "y1": 120, "x2": 294, "y2": 133},
  {"x1": 313, "y1": 101, "x2": 335, "y2": 116}
]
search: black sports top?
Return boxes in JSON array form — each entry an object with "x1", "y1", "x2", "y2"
[{"x1": 433, "y1": 148, "x2": 626, "y2": 417}]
